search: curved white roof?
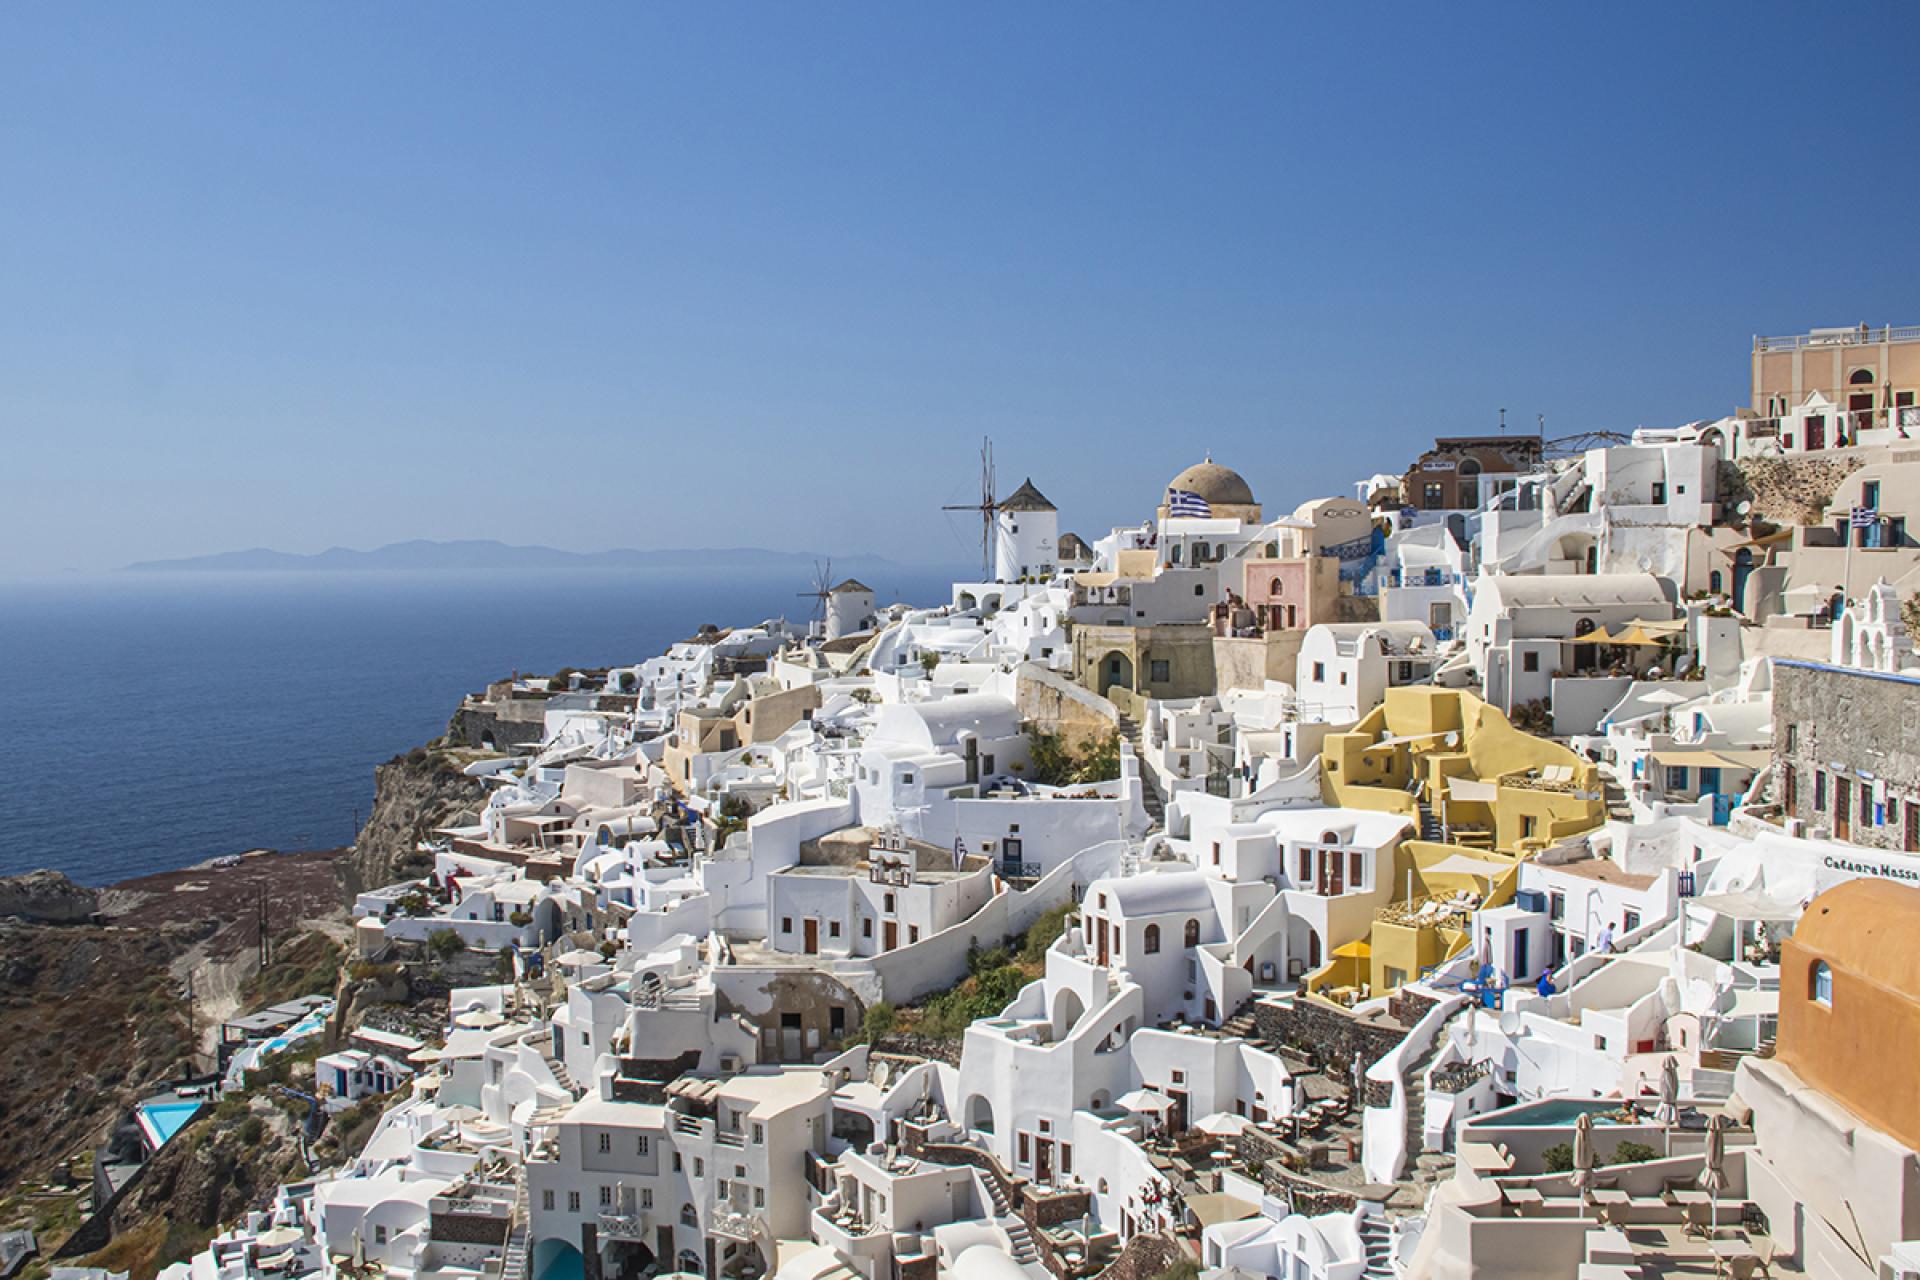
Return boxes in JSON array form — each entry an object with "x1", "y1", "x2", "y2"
[
  {"x1": 951, "y1": 1244, "x2": 1035, "y2": 1280},
  {"x1": 871, "y1": 694, "x2": 1018, "y2": 750},
  {"x1": 1100, "y1": 869, "x2": 1216, "y2": 916},
  {"x1": 1477, "y1": 573, "x2": 1671, "y2": 611}
]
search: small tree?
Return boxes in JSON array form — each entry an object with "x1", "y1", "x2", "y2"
[
  {"x1": 1541, "y1": 1141, "x2": 1574, "y2": 1173},
  {"x1": 1075, "y1": 730, "x2": 1122, "y2": 783},
  {"x1": 919, "y1": 651, "x2": 942, "y2": 676},
  {"x1": 426, "y1": 929, "x2": 465, "y2": 960},
  {"x1": 1026, "y1": 726, "x2": 1076, "y2": 786},
  {"x1": 1609, "y1": 1140, "x2": 1658, "y2": 1165},
  {"x1": 862, "y1": 1002, "x2": 897, "y2": 1040}
]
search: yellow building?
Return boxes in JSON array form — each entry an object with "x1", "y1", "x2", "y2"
[{"x1": 1306, "y1": 686, "x2": 1606, "y2": 1000}]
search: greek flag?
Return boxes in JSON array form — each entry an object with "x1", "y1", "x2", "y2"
[
  {"x1": 1167, "y1": 487, "x2": 1212, "y2": 519},
  {"x1": 953, "y1": 834, "x2": 967, "y2": 870},
  {"x1": 1851, "y1": 505, "x2": 1878, "y2": 529}
]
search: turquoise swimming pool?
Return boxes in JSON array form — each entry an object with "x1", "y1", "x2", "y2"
[
  {"x1": 1468, "y1": 1098, "x2": 1633, "y2": 1127},
  {"x1": 136, "y1": 1098, "x2": 205, "y2": 1151}
]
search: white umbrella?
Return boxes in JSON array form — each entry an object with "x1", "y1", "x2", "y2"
[
  {"x1": 1701, "y1": 1113, "x2": 1730, "y2": 1238},
  {"x1": 1655, "y1": 1056, "x2": 1680, "y2": 1129},
  {"x1": 1569, "y1": 1112, "x2": 1596, "y2": 1202},
  {"x1": 1115, "y1": 1088, "x2": 1174, "y2": 1113}
]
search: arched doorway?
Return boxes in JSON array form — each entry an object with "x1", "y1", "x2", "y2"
[
  {"x1": 965, "y1": 1094, "x2": 996, "y2": 1134},
  {"x1": 533, "y1": 1240, "x2": 584, "y2": 1280},
  {"x1": 1572, "y1": 616, "x2": 1599, "y2": 671},
  {"x1": 1457, "y1": 458, "x2": 1482, "y2": 510},
  {"x1": 1732, "y1": 547, "x2": 1754, "y2": 613},
  {"x1": 1097, "y1": 651, "x2": 1134, "y2": 698}
]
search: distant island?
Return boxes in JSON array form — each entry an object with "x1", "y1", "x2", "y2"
[{"x1": 125, "y1": 539, "x2": 918, "y2": 574}]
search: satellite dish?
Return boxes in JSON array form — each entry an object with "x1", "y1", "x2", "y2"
[
  {"x1": 1736, "y1": 501, "x2": 1753, "y2": 516},
  {"x1": 872, "y1": 1060, "x2": 892, "y2": 1089}
]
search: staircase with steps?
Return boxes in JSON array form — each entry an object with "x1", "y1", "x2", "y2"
[
  {"x1": 500, "y1": 1174, "x2": 531, "y2": 1280},
  {"x1": 1117, "y1": 714, "x2": 1166, "y2": 831},
  {"x1": 1417, "y1": 802, "x2": 1443, "y2": 843},
  {"x1": 538, "y1": 1039, "x2": 578, "y2": 1096},
  {"x1": 975, "y1": 1170, "x2": 1039, "y2": 1264},
  {"x1": 1399, "y1": 1006, "x2": 1469, "y2": 1186},
  {"x1": 1357, "y1": 1214, "x2": 1395, "y2": 1278}
]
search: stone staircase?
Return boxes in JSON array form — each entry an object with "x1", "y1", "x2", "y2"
[
  {"x1": 1400, "y1": 1008, "x2": 1469, "y2": 1187},
  {"x1": 500, "y1": 1174, "x2": 531, "y2": 1280},
  {"x1": 539, "y1": 1038, "x2": 578, "y2": 1097},
  {"x1": 1417, "y1": 802, "x2": 1444, "y2": 843},
  {"x1": 1117, "y1": 713, "x2": 1165, "y2": 830},
  {"x1": 978, "y1": 1171, "x2": 1039, "y2": 1264},
  {"x1": 1357, "y1": 1213, "x2": 1395, "y2": 1278}
]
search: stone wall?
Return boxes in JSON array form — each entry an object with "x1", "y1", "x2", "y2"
[
  {"x1": 449, "y1": 701, "x2": 549, "y2": 751},
  {"x1": 1093, "y1": 1232, "x2": 1187, "y2": 1280},
  {"x1": 1731, "y1": 454, "x2": 1864, "y2": 528},
  {"x1": 1016, "y1": 662, "x2": 1120, "y2": 752},
  {"x1": 1252, "y1": 998, "x2": 1408, "y2": 1073},
  {"x1": 1212, "y1": 633, "x2": 1303, "y2": 695},
  {"x1": 1772, "y1": 660, "x2": 1920, "y2": 850}
]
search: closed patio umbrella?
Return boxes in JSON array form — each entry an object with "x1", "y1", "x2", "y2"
[
  {"x1": 1656, "y1": 1055, "x2": 1681, "y2": 1129},
  {"x1": 1570, "y1": 1112, "x2": 1596, "y2": 1202},
  {"x1": 1701, "y1": 1113, "x2": 1731, "y2": 1238}
]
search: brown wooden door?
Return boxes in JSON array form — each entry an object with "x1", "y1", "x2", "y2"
[
  {"x1": 1097, "y1": 917, "x2": 1109, "y2": 966},
  {"x1": 1168, "y1": 1090, "x2": 1188, "y2": 1134},
  {"x1": 804, "y1": 918, "x2": 819, "y2": 954},
  {"x1": 1035, "y1": 1138, "x2": 1053, "y2": 1184},
  {"x1": 1807, "y1": 416, "x2": 1826, "y2": 451},
  {"x1": 1835, "y1": 778, "x2": 1851, "y2": 840},
  {"x1": 883, "y1": 920, "x2": 898, "y2": 952}
]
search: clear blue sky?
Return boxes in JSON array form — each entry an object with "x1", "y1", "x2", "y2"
[{"x1": 6, "y1": 3, "x2": 1919, "y2": 574}]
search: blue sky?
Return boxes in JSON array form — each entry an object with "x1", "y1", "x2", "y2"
[{"x1": 5, "y1": 4, "x2": 1919, "y2": 574}]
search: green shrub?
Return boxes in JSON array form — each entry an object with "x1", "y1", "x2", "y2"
[
  {"x1": 1541, "y1": 1142, "x2": 1574, "y2": 1173},
  {"x1": 1609, "y1": 1140, "x2": 1658, "y2": 1165},
  {"x1": 238, "y1": 1115, "x2": 264, "y2": 1145},
  {"x1": 426, "y1": 929, "x2": 465, "y2": 960},
  {"x1": 1020, "y1": 903, "x2": 1074, "y2": 964},
  {"x1": 862, "y1": 1002, "x2": 897, "y2": 1039}
]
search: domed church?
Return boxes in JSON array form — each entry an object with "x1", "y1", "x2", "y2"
[{"x1": 1157, "y1": 457, "x2": 1263, "y2": 525}]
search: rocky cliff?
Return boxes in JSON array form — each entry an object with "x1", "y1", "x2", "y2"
[
  {"x1": 347, "y1": 744, "x2": 489, "y2": 891},
  {"x1": 0, "y1": 869, "x2": 101, "y2": 924}
]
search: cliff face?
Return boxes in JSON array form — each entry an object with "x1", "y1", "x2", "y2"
[
  {"x1": 0, "y1": 869, "x2": 101, "y2": 923},
  {"x1": 347, "y1": 747, "x2": 489, "y2": 891}
]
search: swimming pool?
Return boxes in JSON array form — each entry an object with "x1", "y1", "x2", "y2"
[
  {"x1": 135, "y1": 1098, "x2": 205, "y2": 1151},
  {"x1": 1468, "y1": 1098, "x2": 1634, "y2": 1127}
]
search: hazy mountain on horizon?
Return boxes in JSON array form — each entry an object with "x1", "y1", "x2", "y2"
[{"x1": 124, "y1": 539, "x2": 932, "y2": 574}]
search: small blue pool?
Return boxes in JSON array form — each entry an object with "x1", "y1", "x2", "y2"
[
  {"x1": 136, "y1": 1099, "x2": 205, "y2": 1151},
  {"x1": 1469, "y1": 1098, "x2": 1633, "y2": 1127}
]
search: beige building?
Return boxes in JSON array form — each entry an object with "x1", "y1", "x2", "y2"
[{"x1": 1751, "y1": 323, "x2": 1920, "y2": 429}]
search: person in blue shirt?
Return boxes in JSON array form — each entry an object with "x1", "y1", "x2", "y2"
[{"x1": 1536, "y1": 971, "x2": 1556, "y2": 998}]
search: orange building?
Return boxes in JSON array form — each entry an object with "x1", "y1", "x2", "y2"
[{"x1": 1777, "y1": 877, "x2": 1920, "y2": 1150}]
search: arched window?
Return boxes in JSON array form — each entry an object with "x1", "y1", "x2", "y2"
[
  {"x1": 1850, "y1": 367, "x2": 1877, "y2": 385},
  {"x1": 1709, "y1": 570, "x2": 1723, "y2": 593},
  {"x1": 681, "y1": 1204, "x2": 699, "y2": 1227},
  {"x1": 1184, "y1": 919, "x2": 1200, "y2": 948},
  {"x1": 677, "y1": 1250, "x2": 704, "y2": 1277},
  {"x1": 1143, "y1": 924, "x2": 1161, "y2": 955},
  {"x1": 1270, "y1": 577, "x2": 1284, "y2": 596},
  {"x1": 1811, "y1": 960, "x2": 1833, "y2": 1006}
]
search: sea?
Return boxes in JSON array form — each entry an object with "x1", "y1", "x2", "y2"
[{"x1": 0, "y1": 566, "x2": 959, "y2": 884}]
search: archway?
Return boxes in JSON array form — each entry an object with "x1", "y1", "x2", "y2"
[
  {"x1": 1050, "y1": 986, "x2": 1087, "y2": 1039},
  {"x1": 965, "y1": 1094, "x2": 996, "y2": 1134},
  {"x1": 1097, "y1": 651, "x2": 1135, "y2": 698},
  {"x1": 480, "y1": 730, "x2": 497, "y2": 752},
  {"x1": 958, "y1": 592, "x2": 978, "y2": 611},
  {"x1": 1730, "y1": 547, "x2": 1754, "y2": 613},
  {"x1": 533, "y1": 1240, "x2": 584, "y2": 1280},
  {"x1": 1457, "y1": 458, "x2": 1482, "y2": 510}
]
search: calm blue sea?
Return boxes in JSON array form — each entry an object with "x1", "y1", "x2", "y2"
[{"x1": 0, "y1": 567, "x2": 956, "y2": 884}]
